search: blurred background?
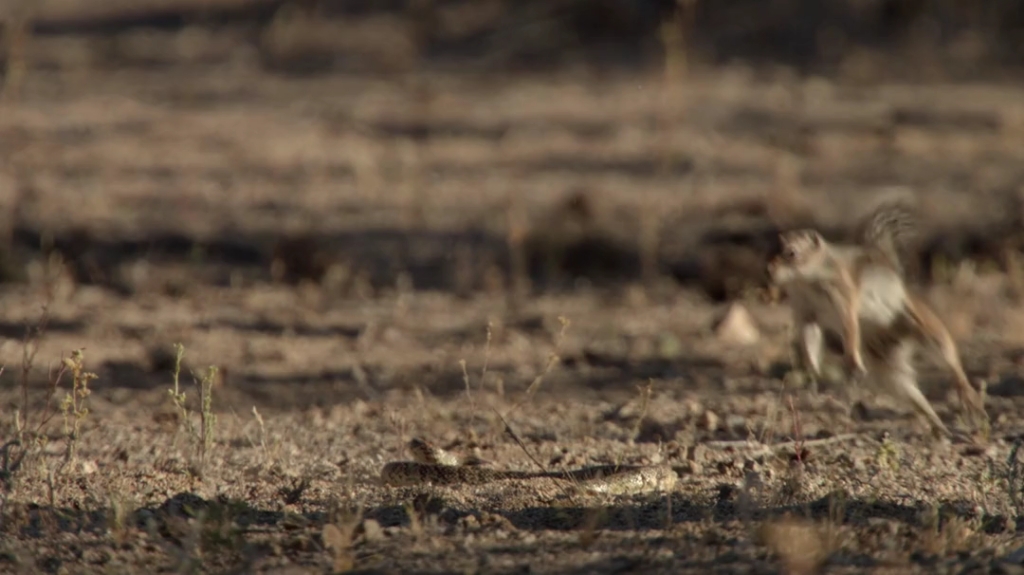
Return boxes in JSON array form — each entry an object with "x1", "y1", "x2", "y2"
[
  {"x1": 1, "y1": 0, "x2": 1024, "y2": 408},
  {"x1": 13, "y1": 0, "x2": 1024, "y2": 78}
]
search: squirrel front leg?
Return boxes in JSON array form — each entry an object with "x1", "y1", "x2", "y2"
[{"x1": 828, "y1": 277, "x2": 866, "y2": 379}]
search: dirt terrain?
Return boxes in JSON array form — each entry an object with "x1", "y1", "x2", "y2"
[{"x1": 2, "y1": 30, "x2": 1024, "y2": 573}]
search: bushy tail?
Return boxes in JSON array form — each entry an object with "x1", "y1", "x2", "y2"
[{"x1": 857, "y1": 196, "x2": 920, "y2": 275}]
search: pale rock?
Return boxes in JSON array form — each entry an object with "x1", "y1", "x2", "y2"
[
  {"x1": 361, "y1": 519, "x2": 385, "y2": 542},
  {"x1": 713, "y1": 303, "x2": 760, "y2": 345},
  {"x1": 76, "y1": 459, "x2": 98, "y2": 475},
  {"x1": 699, "y1": 410, "x2": 720, "y2": 431}
]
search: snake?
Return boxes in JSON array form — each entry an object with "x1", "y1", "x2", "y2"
[{"x1": 379, "y1": 438, "x2": 678, "y2": 496}]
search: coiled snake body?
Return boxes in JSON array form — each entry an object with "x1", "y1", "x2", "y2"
[{"x1": 380, "y1": 438, "x2": 678, "y2": 496}]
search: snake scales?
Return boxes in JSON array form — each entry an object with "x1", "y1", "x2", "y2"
[{"x1": 379, "y1": 438, "x2": 678, "y2": 496}]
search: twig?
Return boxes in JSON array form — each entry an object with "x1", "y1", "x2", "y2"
[
  {"x1": 487, "y1": 408, "x2": 593, "y2": 501},
  {"x1": 489, "y1": 407, "x2": 545, "y2": 474},
  {"x1": 788, "y1": 394, "x2": 805, "y2": 464},
  {"x1": 505, "y1": 316, "x2": 570, "y2": 418},
  {"x1": 630, "y1": 380, "x2": 654, "y2": 442},
  {"x1": 459, "y1": 358, "x2": 474, "y2": 414},
  {"x1": 19, "y1": 301, "x2": 51, "y2": 428},
  {"x1": 480, "y1": 321, "x2": 492, "y2": 388}
]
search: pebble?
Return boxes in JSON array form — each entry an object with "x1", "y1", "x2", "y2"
[
  {"x1": 700, "y1": 410, "x2": 719, "y2": 431},
  {"x1": 361, "y1": 519, "x2": 385, "y2": 542}
]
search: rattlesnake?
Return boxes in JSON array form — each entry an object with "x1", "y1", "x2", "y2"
[{"x1": 380, "y1": 438, "x2": 678, "y2": 496}]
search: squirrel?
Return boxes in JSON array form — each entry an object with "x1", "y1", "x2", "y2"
[{"x1": 768, "y1": 198, "x2": 987, "y2": 438}]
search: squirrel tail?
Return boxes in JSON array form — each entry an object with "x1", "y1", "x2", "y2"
[{"x1": 858, "y1": 192, "x2": 921, "y2": 274}]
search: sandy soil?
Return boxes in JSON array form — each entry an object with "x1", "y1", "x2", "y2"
[{"x1": 0, "y1": 60, "x2": 1024, "y2": 574}]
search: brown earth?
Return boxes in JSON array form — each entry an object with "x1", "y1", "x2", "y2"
[{"x1": 2, "y1": 44, "x2": 1024, "y2": 574}]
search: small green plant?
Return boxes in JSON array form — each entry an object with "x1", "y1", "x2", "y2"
[
  {"x1": 169, "y1": 344, "x2": 190, "y2": 431},
  {"x1": 506, "y1": 316, "x2": 570, "y2": 418},
  {"x1": 977, "y1": 380, "x2": 991, "y2": 441},
  {"x1": 251, "y1": 406, "x2": 269, "y2": 465},
  {"x1": 59, "y1": 349, "x2": 97, "y2": 463},
  {"x1": 167, "y1": 343, "x2": 219, "y2": 474},
  {"x1": 629, "y1": 380, "x2": 654, "y2": 442},
  {"x1": 107, "y1": 492, "x2": 135, "y2": 545},
  {"x1": 198, "y1": 365, "x2": 217, "y2": 464},
  {"x1": 1, "y1": 297, "x2": 55, "y2": 520},
  {"x1": 876, "y1": 434, "x2": 901, "y2": 472}
]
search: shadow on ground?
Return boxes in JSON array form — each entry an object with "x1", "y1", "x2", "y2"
[
  {"x1": 5, "y1": 488, "x2": 1017, "y2": 572},
  {"x1": 7, "y1": 189, "x2": 1022, "y2": 306}
]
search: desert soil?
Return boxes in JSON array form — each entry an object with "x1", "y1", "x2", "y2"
[{"x1": 1, "y1": 57, "x2": 1024, "y2": 574}]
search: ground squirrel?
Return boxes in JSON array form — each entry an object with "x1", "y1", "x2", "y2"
[{"x1": 768, "y1": 200, "x2": 987, "y2": 438}]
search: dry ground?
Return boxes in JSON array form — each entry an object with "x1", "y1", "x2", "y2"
[{"x1": 1, "y1": 55, "x2": 1024, "y2": 574}]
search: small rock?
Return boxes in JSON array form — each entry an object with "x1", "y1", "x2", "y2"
[
  {"x1": 716, "y1": 460, "x2": 735, "y2": 476},
  {"x1": 699, "y1": 410, "x2": 720, "y2": 431},
  {"x1": 479, "y1": 512, "x2": 515, "y2": 531},
  {"x1": 680, "y1": 460, "x2": 702, "y2": 474},
  {"x1": 713, "y1": 303, "x2": 760, "y2": 345},
  {"x1": 321, "y1": 524, "x2": 346, "y2": 551},
  {"x1": 361, "y1": 519, "x2": 385, "y2": 543},
  {"x1": 459, "y1": 514, "x2": 480, "y2": 533},
  {"x1": 73, "y1": 460, "x2": 98, "y2": 475}
]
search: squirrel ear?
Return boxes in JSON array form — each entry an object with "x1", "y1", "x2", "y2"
[{"x1": 810, "y1": 231, "x2": 823, "y2": 246}]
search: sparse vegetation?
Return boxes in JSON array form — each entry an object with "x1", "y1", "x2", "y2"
[
  {"x1": 876, "y1": 433, "x2": 902, "y2": 472},
  {"x1": 58, "y1": 349, "x2": 96, "y2": 463},
  {"x1": 167, "y1": 343, "x2": 219, "y2": 476}
]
